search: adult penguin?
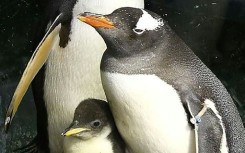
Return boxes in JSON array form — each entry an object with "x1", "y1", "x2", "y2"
[
  {"x1": 5, "y1": 1, "x2": 144, "y2": 153},
  {"x1": 78, "y1": 7, "x2": 245, "y2": 153}
]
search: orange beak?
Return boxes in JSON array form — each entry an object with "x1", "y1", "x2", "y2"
[{"x1": 78, "y1": 14, "x2": 115, "y2": 28}]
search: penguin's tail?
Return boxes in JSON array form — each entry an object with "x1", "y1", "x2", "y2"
[{"x1": 13, "y1": 136, "x2": 38, "y2": 153}]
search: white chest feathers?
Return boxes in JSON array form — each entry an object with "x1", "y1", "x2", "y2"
[
  {"x1": 101, "y1": 72, "x2": 196, "y2": 153},
  {"x1": 63, "y1": 137, "x2": 114, "y2": 153},
  {"x1": 43, "y1": 0, "x2": 144, "y2": 152}
]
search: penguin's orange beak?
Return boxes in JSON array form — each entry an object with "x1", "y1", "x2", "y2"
[{"x1": 78, "y1": 14, "x2": 115, "y2": 28}]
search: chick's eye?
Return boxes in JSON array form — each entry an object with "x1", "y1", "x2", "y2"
[
  {"x1": 133, "y1": 28, "x2": 145, "y2": 35},
  {"x1": 91, "y1": 120, "x2": 101, "y2": 128}
]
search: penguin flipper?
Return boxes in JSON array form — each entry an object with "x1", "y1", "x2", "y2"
[
  {"x1": 184, "y1": 94, "x2": 225, "y2": 153},
  {"x1": 4, "y1": 13, "x2": 63, "y2": 132}
]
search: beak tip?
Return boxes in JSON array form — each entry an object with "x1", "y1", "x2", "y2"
[
  {"x1": 77, "y1": 12, "x2": 91, "y2": 19},
  {"x1": 77, "y1": 16, "x2": 86, "y2": 22},
  {"x1": 4, "y1": 116, "x2": 12, "y2": 132}
]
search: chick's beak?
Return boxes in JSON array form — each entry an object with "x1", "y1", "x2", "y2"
[
  {"x1": 78, "y1": 13, "x2": 115, "y2": 28},
  {"x1": 62, "y1": 128, "x2": 91, "y2": 137},
  {"x1": 62, "y1": 121, "x2": 91, "y2": 137}
]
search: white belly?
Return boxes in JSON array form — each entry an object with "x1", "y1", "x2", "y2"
[
  {"x1": 101, "y1": 72, "x2": 196, "y2": 153},
  {"x1": 44, "y1": 22, "x2": 106, "y2": 153},
  {"x1": 43, "y1": 1, "x2": 144, "y2": 152},
  {"x1": 63, "y1": 137, "x2": 113, "y2": 153}
]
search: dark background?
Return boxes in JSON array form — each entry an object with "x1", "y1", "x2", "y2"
[{"x1": 0, "y1": 0, "x2": 245, "y2": 152}]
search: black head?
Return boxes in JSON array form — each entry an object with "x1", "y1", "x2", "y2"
[
  {"x1": 79, "y1": 7, "x2": 169, "y2": 57},
  {"x1": 62, "y1": 99, "x2": 115, "y2": 140}
]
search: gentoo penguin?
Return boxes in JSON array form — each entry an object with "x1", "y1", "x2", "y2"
[
  {"x1": 4, "y1": 1, "x2": 144, "y2": 153},
  {"x1": 78, "y1": 7, "x2": 245, "y2": 153},
  {"x1": 62, "y1": 99, "x2": 125, "y2": 153}
]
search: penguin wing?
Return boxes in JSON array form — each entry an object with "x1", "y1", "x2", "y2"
[{"x1": 184, "y1": 93, "x2": 225, "y2": 153}]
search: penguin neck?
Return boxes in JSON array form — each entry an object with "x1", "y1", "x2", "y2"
[
  {"x1": 101, "y1": 29, "x2": 195, "y2": 75},
  {"x1": 101, "y1": 42, "x2": 164, "y2": 74}
]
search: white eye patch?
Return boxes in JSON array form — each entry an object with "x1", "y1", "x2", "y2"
[
  {"x1": 135, "y1": 9, "x2": 164, "y2": 31},
  {"x1": 133, "y1": 28, "x2": 145, "y2": 35}
]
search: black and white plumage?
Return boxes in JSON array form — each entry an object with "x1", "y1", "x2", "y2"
[
  {"x1": 5, "y1": 1, "x2": 144, "y2": 153},
  {"x1": 62, "y1": 99, "x2": 125, "y2": 153},
  {"x1": 79, "y1": 7, "x2": 245, "y2": 153}
]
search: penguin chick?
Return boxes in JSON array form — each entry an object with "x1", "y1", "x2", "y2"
[{"x1": 62, "y1": 99, "x2": 125, "y2": 153}]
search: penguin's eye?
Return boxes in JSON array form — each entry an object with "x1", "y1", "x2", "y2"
[
  {"x1": 133, "y1": 28, "x2": 145, "y2": 35},
  {"x1": 91, "y1": 120, "x2": 101, "y2": 128}
]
